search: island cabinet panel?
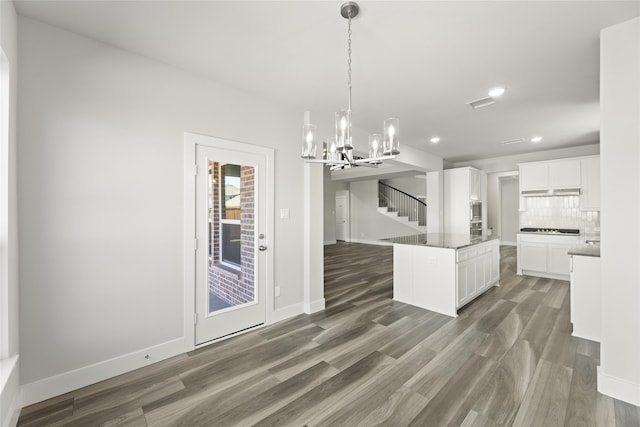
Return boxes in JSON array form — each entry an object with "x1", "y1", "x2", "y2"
[
  {"x1": 391, "y1": 236, "x2": 500, "y2": 317},
  {"x1": 393, "y1": 244, "x2": 413, "y2": 302}
]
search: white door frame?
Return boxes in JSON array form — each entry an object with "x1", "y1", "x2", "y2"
[
  {"x1": 495, "y1": 171, "x2": 519, "y2": 245},
  {"x1": 183, "y1": 132, "x2": 275, "y2": 351},
  {"x1": 335, "y1": 189, "x2": 350, "y2": 242}
]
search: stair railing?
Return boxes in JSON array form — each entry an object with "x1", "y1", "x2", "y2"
[{"x1": 378, "y1": 181, "x2": 427, "y2": 226}]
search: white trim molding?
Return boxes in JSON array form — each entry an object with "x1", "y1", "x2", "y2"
[
  {"x1": 21, "y1": 339, "x2": 184, "y2": 407},
  {"x1": 349, "y1": 238, "x2": 394, "y2": 246},
  {"x1": 598, "y1": 367, "x2": 640, "y2": 407},
  {"x1": 271, "y1": 302, "x2": 305, "y2": 324},
  {"x1": 304, "y1": 298, "x2": 325, "y2": 315},
  {"x1": 0, "y1": 355, "x2": 20, "y2": 427}
]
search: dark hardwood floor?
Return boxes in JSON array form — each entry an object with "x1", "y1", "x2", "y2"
[{"x1": 18, "y1": 243, "x2": 640, "y2": 426}]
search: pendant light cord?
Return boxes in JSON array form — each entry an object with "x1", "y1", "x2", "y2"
[{"x1": 347, "y1": 12, "x2": 352, "y2": 111}]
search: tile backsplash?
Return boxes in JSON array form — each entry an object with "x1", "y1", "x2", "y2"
[{"x1": 520, "y1": 196, "x2": 600, "y2": 233}]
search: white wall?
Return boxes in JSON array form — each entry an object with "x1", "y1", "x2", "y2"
[
  {"x1": 349, "y1": 180, "x2": 419, "y2": 244},
  {"x1": 500, "y1": 177, "x2": 519, "y2": 245},
  {"x1": 452, "y1": 144, "x2": 600, "y2": 173},
  {"x1": 17, "y1": 16, "x2": 319, "y2": 403},
  {"x1": 598, "y1": 16, "x2": 640, "y2": 406},
  {"x1": 0, "y1": 0, "x2": 21, "y2": 425}
]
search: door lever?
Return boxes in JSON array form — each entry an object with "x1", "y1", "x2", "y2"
[{"x1": 259, "y1": 245, "x2": 267, "y2": 251}]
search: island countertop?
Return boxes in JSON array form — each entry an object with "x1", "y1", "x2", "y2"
[{"x1": 382, "y1": 232, "x2": 499, "y2": 250}]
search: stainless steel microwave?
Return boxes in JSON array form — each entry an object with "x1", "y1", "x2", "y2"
[{"x1": 470, "y1": 201, "x2": 482, "y2": 221}]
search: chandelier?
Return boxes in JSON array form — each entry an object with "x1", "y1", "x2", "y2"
[{"x1": 301, "y1": 2, "x2": 400, "y2": 170}]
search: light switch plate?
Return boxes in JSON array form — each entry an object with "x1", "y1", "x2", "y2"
[{"x1": 280, "y1": 208, "x2": 290, "y2": 219}]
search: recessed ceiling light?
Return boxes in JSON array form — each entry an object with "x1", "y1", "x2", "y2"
[
  {"x1": 488, "y1": 87, "x2": 506, "y2": 97},
  {"x1": 430, "y1": 137, "x2": 440, "y2": 144},
  {"x1": 531, "y1": 136, "x2": 543, "y2": 143}
]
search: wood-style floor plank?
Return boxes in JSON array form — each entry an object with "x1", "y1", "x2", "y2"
[{"x1": 18, "y1": 243, "x2": 639, "y2": 427}]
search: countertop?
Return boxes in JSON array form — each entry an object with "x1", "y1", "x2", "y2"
[
  {"x1": 569, "y1": 243, "x2": 600, "y2": 258},
  {"x1": 382, "y1": 233, "x2": 499, "y2": 250}
]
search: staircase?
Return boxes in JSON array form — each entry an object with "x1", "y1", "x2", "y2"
[{"x1": 378, "y1": 181, "x2": 427, "y2": 232}]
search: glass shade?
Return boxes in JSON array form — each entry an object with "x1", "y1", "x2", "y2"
[
  {"x1": 335, "y1": 109, "x2": 353, "y2": 151},
  {"x1": 326, "y1": 137, "x2": 339, "y2": 162},
  {"x1": 383, "y1": 117, "x2": 400, "y2": 155},
  {"x1": 301, "y1": 124, "x2": 318, "y2": 159},
  {"x1": 368, "y1": 134, "x2": 383, "y2": 163}
]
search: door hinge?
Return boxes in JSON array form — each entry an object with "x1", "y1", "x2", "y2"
[
  {"x1": 194, "y1": 312, "x2": 198, "y2": 325},
  {"x1": 194, "y1": 164, "x2": 198, "y2": 175},
  {"x1": 194, "y1": 238, "x2": 198, "y2": 251}
]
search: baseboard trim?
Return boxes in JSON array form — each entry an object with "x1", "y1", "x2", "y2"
[
  {"x1": 324, "y1": 240, "x2": 337, "y2": 245},
  {"x1": 349, "y1": 238, "x2": 393, "y2": 246},
  {"x1": 21, "y1": 338, "x2": 185, "y2": 407},
  {"x1": 271, "y1": 303, "x2": 305, "y2": 323},
  {"x1": 1, "y1": 356, "x2": 21, "y2": 427},
  {"x1": 597, "y1": 366, "x2": 640, "y2": 406},
  {"x1": 304, "y1": 298, "x2": 325, "y2": 314},
  {"x1": 501, "y1": 241, "x2": 517, "y2": 246}
]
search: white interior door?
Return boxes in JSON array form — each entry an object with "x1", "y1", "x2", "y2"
[
  {"x1": 194, "y1": 144, "x2": 267, "y2": 344},
  {"x1": 335, "y1": 194, "x2": 349, "y2": 241}
]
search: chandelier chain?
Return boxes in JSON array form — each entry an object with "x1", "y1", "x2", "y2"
[{"x1": 347, "y1": 12, "x2": 352, "y2": 100}]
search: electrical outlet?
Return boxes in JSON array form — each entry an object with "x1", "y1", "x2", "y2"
[{"x1": 275, "y1": 286, "x2": 281, "y2": 297}]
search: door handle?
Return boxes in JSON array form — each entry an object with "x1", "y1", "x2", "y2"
[{"x1": 259, "y1": 245, "x2": 267, "y2": 251}]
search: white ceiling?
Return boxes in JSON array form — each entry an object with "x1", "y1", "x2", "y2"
[{"x1": 14, "y1": 1, "x2": 640, "y2": 163}]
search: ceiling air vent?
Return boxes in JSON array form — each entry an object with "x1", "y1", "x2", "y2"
[
  {"x1": 467, "y1": 96, "x2": 497, "y2": 109},
  {"x1": 500, "y1": 138, "x2": 526, "y2": 145}
]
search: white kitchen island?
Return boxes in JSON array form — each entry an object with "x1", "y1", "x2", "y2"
[{"x1": 384, "y1": 233, "x2": 500, "y2": 317}]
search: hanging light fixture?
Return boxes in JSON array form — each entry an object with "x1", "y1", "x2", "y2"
[{"x1": 301, "y1": 2, "x2": 399, "y2": 169}]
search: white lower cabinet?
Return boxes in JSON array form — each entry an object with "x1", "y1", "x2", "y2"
[
  {"x1": 393, "y1": 239, "x2": 500, "y2": 316},
  {"x1": 456, "y1": 240, "x2": 500, "y2": 308},
  {"x1": 517, "y1": 234, "x2": 579, "y2": 280},
  {"x1": 570, "y1": 254, "x2": 601, "y2": 342}
]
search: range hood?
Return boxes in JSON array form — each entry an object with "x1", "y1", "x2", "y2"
[{"x1": 521, "y1": 188, "x2": 581, "y2": 197}]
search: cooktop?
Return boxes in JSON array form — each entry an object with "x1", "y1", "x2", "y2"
[{"x1": 520, "y1": 227, "x2": 580, "y2": 235}]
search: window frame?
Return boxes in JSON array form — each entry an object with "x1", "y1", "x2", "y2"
[{"x1": 219, "y1": 163, "x2": 241, "y2": 270}]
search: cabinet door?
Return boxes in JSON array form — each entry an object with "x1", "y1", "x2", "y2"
[
  {"x1": 474, "y1": 255, "x2": 485, "y2": 295},
  {"x1": 483, "y1": 252, "x2": 492, "y2": 288},
  {"x1": 457, "y1": 261, "x2": 469, "y2": 307},
  {"x1": 520, "y1": 242, "x2": 547, "y2": 272},
  {"x1": 581, "y1": 157, "x2": 600, "y2": 211},
  {"x1": 519, "y1": 164, "x2": 548, "y2": 190},
  {"x1": 469, "y1": 169, "x2": 481, "y2": 201},
  {"x1": 466, "y1": 259, "x2": 477, "y2": 299},
  {"x1": 549, "y1": 160, "x2": 581, "y2": 188},
  {"x1": 547, "y1": 244, "x2": 572, "y2": 276},
  {"x1": 491, "y1": 244, "x2": 500, "y2": 283}
]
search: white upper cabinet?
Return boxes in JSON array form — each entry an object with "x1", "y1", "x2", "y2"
[
  {"x1": 519, "y1": 158, "x2": 582, "y2": 191},
  {"x1": 519, "y1": 163, "x2": 549, "y2": 190},
  {"x1": 444, "y1": 167, "x2": 485, "y2": 234},
  {"x1": 469, "y1": 168, "x2": 481, "y2": 201},
  {"x1": 548, "y1": 159, "x2": 581, "y2": 188},
  {"x1": 580, "y1": 156, "x2": 601, "y2": 211}
]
